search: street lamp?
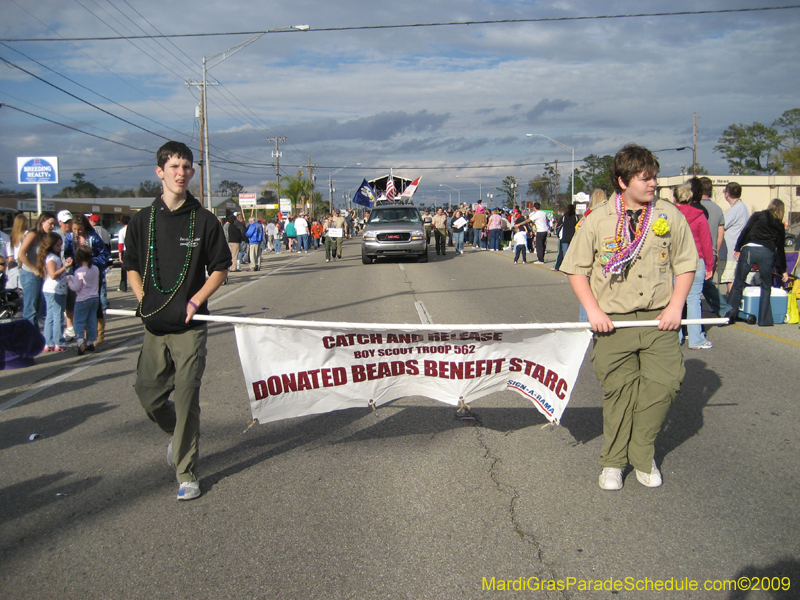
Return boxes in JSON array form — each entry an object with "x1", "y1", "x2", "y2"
[
  {"x1": 527, "y1": 133, "x2": 575, "y2": 204},
  {"x1": 197, "y1": 26, "x2": 309, "y2": 211},
  {"x1": 455, "y1": 175, "x2": 481, "y2": 202},
  {"x1": 329, "y1": 163, "x2": 361, "y2": 209},
  {"x1": 439, "y1": 184, "x2": 461, "y2": 210}
]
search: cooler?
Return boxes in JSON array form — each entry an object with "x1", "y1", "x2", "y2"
[{"x1": 739, "y1": 287, "x2": 788, "y2": 324}]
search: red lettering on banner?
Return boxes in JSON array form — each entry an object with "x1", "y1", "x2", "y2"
[
  {"x1": 555, "y1": 379, "x2": 568, "y2": 399},
  {"x1": 321, "y1": 369, "x2": 333, "y2": 387},
  {"x1": 267, "y1": 376, "x2": 282, "y2": 395},
  {"x1": 253, "y1": 380, "x2": 268, "y2": 400},
  {"x1": 424, "y1": 360, "x2": 437, "y2": 376},
  {"x1": 332, "y1": 367, "x2": 347, "y2": 385},
  {"x1": 509, "y1": 357, "x2": 522, "y2": 372},
  {"x1": 406, "y1": 359, "x2": 420, "y2": 375},
  {"x1": 297, "y1": 372, "x2": 312, "y2": 391},
  {"x1": 464, "y1": 362, "x2": 475, "y2": 378},
  {"x1": 282, "y1": 373, "x2": 297, "y2": 392},
  {"x1": 532, "y1": 364, "x2": 546, "y2": 384},
  {"x1": 352, "y1": 364, "x2": 366, "y2": 382},
  {"x1": 543, "y1": 369, "x2": 558, "y2": 391}
]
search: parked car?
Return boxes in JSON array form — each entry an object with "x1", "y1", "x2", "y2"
[
  {"x1": 361, "y1": 201, "x2": 427, "y2": 264},
  {"x1": 106, "y1": 222, "x2": 125, "y2": 263}
]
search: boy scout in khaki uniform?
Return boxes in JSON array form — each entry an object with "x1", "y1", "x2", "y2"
[{"x1": 561, "y1": 144, "x2": 698, "y2": 491}]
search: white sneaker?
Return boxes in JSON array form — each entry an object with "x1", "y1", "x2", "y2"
[
  {"x1": 599, "y1": 467, "x2": 623, "y2": 491},
  {"x1": 177, "y1": 480, "x2": 201, "y2": 501},
  {"x1": 635, "y1": 459, "x2": 662, "y2": 488},
  {"x1": 64, "y1": 327, "x2": 76, "y2": 341},
  {"x1": 533, "y1": 260, "x2": 544, "y2": 264}
]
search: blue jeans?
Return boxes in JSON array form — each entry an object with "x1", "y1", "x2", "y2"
[
  {"x1": 488, "y1": 228, "x2": 501, "y2": 251},
  {"x1": 681, "y1": 259, "x2": 708, "y2": 347},
  {"x1": 453, "y1": 231, "x2": 465, "y2": 253},
  {"x1": 554, "y1": 241, "x2": 570, "y2": 270},
  {"x1": 274, "y1": 237, "x2": 282, "y2": 253},
  {"x1": 43, "y1": 292, "x2": 66, "y2": 346},
  {"x1": 297, "y1": 234, "x2": 309, "y2": 252},
  {"x1": 473, "y1": 228, "x2": 484, "y2": 248},
  {"x1": 20, "y1": 268, "x2": 44, "y2": 326},
  {"x1": 514, "y1": 245, "x2": 527, "y2": 263},
  {"x1": 238, "y1": 242, "x2": 247, "y2": 264},
  {"x1": 727, "y1": 245, "x2": 775, "y2": 326},
  {"x1": 99, "y1": 270, "x2": 109, "y2": 311},
  {"x1": 74, "y1": 296, "x2": 99, "y2": 344}
]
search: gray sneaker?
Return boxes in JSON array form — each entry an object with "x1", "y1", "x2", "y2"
[
  {"x1": 166, "y1": 438, "x2": 174, "y2": 468},
  {"x1": 177, "y1": 480, "x2": 200, "y2": 501},
  {"x1": 599, "y1": 467, "x2": 623, "y2": 491}
]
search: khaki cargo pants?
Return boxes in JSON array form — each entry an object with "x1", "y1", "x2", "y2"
[
  {"x1": 591, "y1": 309, "x2": 684, "y2": 473},
  {"x1": 134, "y1": 325, "x2": 208, "y2": 483}
]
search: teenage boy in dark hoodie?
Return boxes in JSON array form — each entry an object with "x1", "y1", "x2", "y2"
[{"x1": 124, "y1": 141, "x2": 231, "y2": 501}]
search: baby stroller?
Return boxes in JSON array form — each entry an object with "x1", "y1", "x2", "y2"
[{"x1": 0, "y1": 274, "x2": 21, "y2": 320}]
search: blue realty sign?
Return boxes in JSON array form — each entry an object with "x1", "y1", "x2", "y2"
[{"x1": 17, "y1": 156, "x2": 59, "y2": 184}]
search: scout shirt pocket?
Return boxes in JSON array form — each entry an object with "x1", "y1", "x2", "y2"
[{"x1": 648, "y1": 233, "x2": 674, "y2": 306}]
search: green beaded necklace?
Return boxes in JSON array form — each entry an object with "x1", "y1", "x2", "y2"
[{"x1": 138, "y1": 205, "x2": 196, "y2": 318}]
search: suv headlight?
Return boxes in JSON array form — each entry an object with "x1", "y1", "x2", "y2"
[
  {"x1": 410, "y1": 229, "x2": 424, "y2": 240},
  {"x1": 362, "y1": 231, "x2": 377, "y2": 241}
]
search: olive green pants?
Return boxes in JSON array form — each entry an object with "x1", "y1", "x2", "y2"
[
  {"x1": 134, "y1": 325, "x2": 208, "y2": 483},
  {"x1": 591, "y1": 310, "x2": 684, "y2": 473}
]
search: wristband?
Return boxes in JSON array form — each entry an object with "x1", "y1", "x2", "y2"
[{"x1": 187, "y1": 300, "x2": 198, "y2": 310}]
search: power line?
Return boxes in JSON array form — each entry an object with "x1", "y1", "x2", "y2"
[
  {"x1": 2, "y1": 6, "x2": 797, "y2": 42},
  {"x1": 7, "y1": 0, "x2": 194, "y2": 124},
  {"x1": 0, "y1": 42, "x2": 192, "y2": 140},
  {"x1": 1, "y1": 103, "x2": 151, "y2": 153},
  {"x1": 0, "y1": 55, "x2": 169, "y2": 141}
]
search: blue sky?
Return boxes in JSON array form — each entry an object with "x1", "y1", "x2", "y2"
[{"x1": 1, "y1": 0, "x2": 799, "y2": 206}]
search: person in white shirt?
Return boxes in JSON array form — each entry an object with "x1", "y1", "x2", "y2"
[
  {"x1": 530, "y1": 202, "x2": 549, "y2": 264},
  {"x1": 294, "y1": 213, "x2": 310, "y2": 253}
]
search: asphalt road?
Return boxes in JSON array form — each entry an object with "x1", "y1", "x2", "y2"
[{"x1": 1, "y1": 238, "x2": 798, "y2": 600}]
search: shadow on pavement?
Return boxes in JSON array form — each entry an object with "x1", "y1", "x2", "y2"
[{"x1": 0, "y1": 402, "x2": 116, "y2": 451}]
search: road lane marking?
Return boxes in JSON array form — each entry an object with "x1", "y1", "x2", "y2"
[
  {"x1": 730, "y1": 323, "x2": 800, "y2": 348},
  {"x1": 415, "y1": 301, "x2": 434, "y2": 324}
]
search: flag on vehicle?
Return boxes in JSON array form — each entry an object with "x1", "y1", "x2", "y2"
[
  {"x1": 352, "y1": 179, "x2": 377, "y2": 209},
  {"x1": 399, "y1": 175, "x2": 422, "y2": 200},
  {"x1": 385, "y1": 169, "x2": 396, "y2": 200}
]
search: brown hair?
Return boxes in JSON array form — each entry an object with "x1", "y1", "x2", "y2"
[
  {"x1": 699, "y1": 177, "x2": 713, "y2": 197},
  {"x1": 75, "y1": 245, "x2": 94, "y2": 268},
  {"x1": 11, "y1": 213, "x2": 28, "y2": 248},
  {"x1": 37, "y1": 232, "x2": 63, "y2": 276},
  {"x1": 610, "y1": 144, "x2": 659, "y2": 192},
  {"x1": 766, "y1": 198, "x2": 785, "y2": 222},
  {"x1": 157, "y1": 141, "x2": 193, "y2": 169},
  {"x1": 724, "y1": 182, "x2": 742, "y2": 199}
]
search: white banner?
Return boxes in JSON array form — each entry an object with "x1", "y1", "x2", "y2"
[{"x1": 235, "y1": 324, "x2": 592, "y2": 425}]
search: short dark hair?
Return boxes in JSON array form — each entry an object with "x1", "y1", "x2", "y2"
[
  {"x1": 699, "y1": 177, "x2": 713, "y2": 197},
  {"x1": 724, "y1": 182, "x2": 742, "y2": 199},
  {"x1": 610, "y1": 144, "x2": 659, "y2": 192},
  {"x1": 533, "y1": 202, "x2": 541, "y2": 210},
  {"x1": 157, "y1": 141, "x2": 193, "y2": 169}
]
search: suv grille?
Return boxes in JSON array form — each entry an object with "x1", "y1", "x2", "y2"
[{"x1": 377, "y1": 232, "x2": 411, "y2": 242}]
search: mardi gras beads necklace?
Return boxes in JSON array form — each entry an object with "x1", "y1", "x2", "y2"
[
  {"x1": 138, "y1": 206, "x2": 196, "y2": 318},
  {"x1": 602, "y1": 193, "x2": 654, "y2": 277}
]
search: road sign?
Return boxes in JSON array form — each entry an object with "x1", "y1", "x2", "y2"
[{"x1": 17, "y1": 156, "x2": 59, "y2": 184}]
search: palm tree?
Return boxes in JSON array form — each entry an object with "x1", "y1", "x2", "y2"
[{"x1": 263, "y1": 170, "x2": 313, "y2": 215}]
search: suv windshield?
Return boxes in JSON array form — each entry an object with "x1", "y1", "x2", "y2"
[{"x1": 368, "y1": 208, "x2": 421, "y2": 224}]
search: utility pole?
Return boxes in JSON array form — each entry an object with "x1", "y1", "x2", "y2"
[
  {"x1": 186, "y1": 80, "x2": 217, "y2": 210},
  {"x1": 268, "y1": 137, "x2": 287, "y2": 211},
  {"x1": 693, "y1": 113, "x2": 699, "y2": 176},
  {"x1": 307, "y1": 153, "x2": 317, "y2": 216},
  {"x1": 554, "y1": 159, "x2": 559, "y2": 210}
]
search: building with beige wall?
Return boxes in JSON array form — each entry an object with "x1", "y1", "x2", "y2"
[{"x1": 657, "y1": 174, "x2": 800, "y2": 228}]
